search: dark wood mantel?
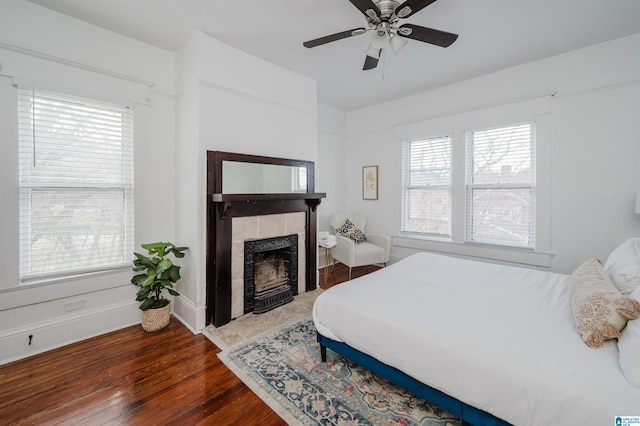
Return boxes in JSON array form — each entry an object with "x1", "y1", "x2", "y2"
[
  {"x1": 206, "y1": 151, "x2": 326, "y2": 327},
  {"x1": 210, "y1": 192, "x2": 326, "y2": 203},
  {"x1": 210, "y1": 192, "x2": 325, "y2": 220}
]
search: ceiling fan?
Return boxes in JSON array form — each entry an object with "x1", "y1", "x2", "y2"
[{"x1": 303, "y1": 0, "x2": 458, "y2": 70}]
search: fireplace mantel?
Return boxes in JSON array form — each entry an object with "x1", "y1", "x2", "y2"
[
  {"x1": 206, "y1": 151, "x2": 326, "y2": 327},
  {"x1": 210, "y1": 192, "x2": 326, "y2": 219},
  {"x1": 210, "y1": 193, "x2": 326, "y2": 202}
]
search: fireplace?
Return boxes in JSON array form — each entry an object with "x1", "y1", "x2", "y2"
[
  {"x1": 206, "y1": 151, "x2": 326, "y2": 327},
  {"x1": 244, "y1": 234, "x2": 298, "y2": 314}
]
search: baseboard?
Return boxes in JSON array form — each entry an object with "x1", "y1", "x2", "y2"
[
  {"x1": 172, "y1": 295, "x2": 207, "y2": 335},
  {"x1": 0, "y1": 301, "x2": 140, "y2": 365}
]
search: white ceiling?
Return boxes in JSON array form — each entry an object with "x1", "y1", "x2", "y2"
[{"x1": 26, "y1": 0, "x2": 640, "y2": 111}]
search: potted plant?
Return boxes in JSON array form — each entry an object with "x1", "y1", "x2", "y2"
[{"x1": 131, "y1": 242, "x2": 188, "y2": 332}]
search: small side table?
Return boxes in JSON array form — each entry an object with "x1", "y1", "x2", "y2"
[{"x1": 319, "y1": 241, "x2": 336, "y2": 285}]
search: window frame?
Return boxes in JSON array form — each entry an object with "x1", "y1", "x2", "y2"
[
  {"x1": 401, "y1": 135, "x2": 453, "y2": 238},
  {"x1": 18, "y1": 86, "x2": 135, "y2": 282},
  {"x1": 393, "y1": 98, "x2": 551, "y2": 267},
  {"x1": 464, "y1": 122, "x2": 536, "y2": 248}
]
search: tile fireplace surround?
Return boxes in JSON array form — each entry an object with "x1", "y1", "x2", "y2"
[{"x1": 231, "y1": 212, "x2": 306, "y2": 319}]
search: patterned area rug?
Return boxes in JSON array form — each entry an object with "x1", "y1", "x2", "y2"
[{"x1": 218, "y1": 319, "x2": 461, "y2": 426}]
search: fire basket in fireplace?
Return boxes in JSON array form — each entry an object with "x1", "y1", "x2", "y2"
[{"x1": 244, "y1": 234, "x2": 298, "y2": 314}]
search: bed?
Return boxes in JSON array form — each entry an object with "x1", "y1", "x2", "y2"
[{"x1": 312, "y1": 250, "x2": 640, "y2": 426}]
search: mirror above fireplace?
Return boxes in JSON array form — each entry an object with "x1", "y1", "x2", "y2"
[
  {"x1": 212, "y1": 151, "x2": 313, "y2": 195},
  {"x1": 222, "y1": 161, "x2": 308, "y2": 194}
]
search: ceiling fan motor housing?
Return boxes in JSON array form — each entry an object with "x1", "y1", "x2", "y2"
[{"x1": 368, "y1": 0, "x2": 401, "y2": 26}]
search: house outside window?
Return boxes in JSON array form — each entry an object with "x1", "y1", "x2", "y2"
[{"x1": 18, "y1": 87, "x2": 134, "y2": 280}]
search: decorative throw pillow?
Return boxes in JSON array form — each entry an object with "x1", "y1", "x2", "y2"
[
  {"x1": 335, "y1": 219, "x2": 366, "y2": 244},
  {"x1": 619, "y1": 286, "x2": 640, "y2": 389},
  {"x1": 603, "y1": 237, "x2": 640, "y2": 295},
  {"x1": 569, "y1": 258, "x2": 640, "y2": 349}
]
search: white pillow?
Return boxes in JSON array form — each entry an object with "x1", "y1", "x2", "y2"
[
  {"x1": 619, "y1": 286, "x2": 640, "y2": 389},
  {"x1": 603, "y1": 238, "x2": 640, "y2": 295}
]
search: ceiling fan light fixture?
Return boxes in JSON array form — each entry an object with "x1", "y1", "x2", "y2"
[
  {"x1": 389, "y1": 34, "x2": 408, "y2": 54},
  {"x1": 365, "y1": 44, "x2": 380, "y2": 59},
  {"x1": 370, "y1": 30, "x2": 389, "y2": 49}
]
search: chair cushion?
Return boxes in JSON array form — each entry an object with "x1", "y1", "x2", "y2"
[
  {"x1": 353, "y1": 242, "x2": 385, "y2": 266},
  {"x1": 336, "y1": 219, "x2": 366, "y2": 244}
]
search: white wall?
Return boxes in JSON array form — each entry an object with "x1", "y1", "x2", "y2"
[
  {"x1": 342, "y1": 33, "x2": 640, "y2": 273},
  {"x1": 316, "y1": 104, "x2": 348, "y2": 233},
  {"x1": 0, "y1": 0, "x2": 175, "y2": 364},
  {"x1": 173, "y1": 32, "x2": 318, "y2": 332},
  {"x1": 316, "y1": 104, "x2": 348, "y2": 267},
  {"x1": 550, "y1": 83, "x2": 640, "y2": 271}
]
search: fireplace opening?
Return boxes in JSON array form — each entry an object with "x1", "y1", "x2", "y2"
[{"x1": 244, "y1": 234, "x2": 298, "y2": 314}]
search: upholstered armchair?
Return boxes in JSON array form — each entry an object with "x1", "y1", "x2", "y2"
[{"x1": 329, "y1": 213, "x2": 391, "y2": 280}]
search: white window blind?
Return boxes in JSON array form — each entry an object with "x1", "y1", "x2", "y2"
[
  {"x1": 292, "y1": 166, "x2": 307, "y2": 192},
  {"x1": 402, "y1": 136, "x2": 452, "y2": 237},
  {"x1": 18, "y1": 87, "x2": 134, "y2": 280},
  {"x1": 466, "y1": 123, "x2": 535, "y2": 247}
]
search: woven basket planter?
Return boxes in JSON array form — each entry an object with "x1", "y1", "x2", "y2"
[{"x1": 141, "y1": 303, "x2": 171, "y2": 332}]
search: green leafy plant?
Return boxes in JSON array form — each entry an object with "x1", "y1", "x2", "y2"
[{"x1": 131, "y1": 242, "x2": 188, "y2": 311}]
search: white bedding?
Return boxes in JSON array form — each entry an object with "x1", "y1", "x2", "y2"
[{"x1": 312, "y1": 252, "x2": 640, "y2": 426}]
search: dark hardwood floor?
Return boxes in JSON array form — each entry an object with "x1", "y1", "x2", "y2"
[
  {"x1": 319, "y1": 261, "x2": 383, "y2": 290},
  {"x1": 0, "y1": 317, "x2": 285, "y2": 426},
  {"x1": 0, "y1": 262, "x2": 379, "y2": 425}
]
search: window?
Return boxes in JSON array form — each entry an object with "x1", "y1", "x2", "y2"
[
  {"x1": 18, "y1": 87, "x2": 134, "y2": 280},
  {"x1": 292, "y1": 166, "x2": 307, "y2": 192},
  {"x1": 401, "y1": 136, "x2": 452, "y2": 237},
  {"x1": 400, "y1": 123, "x2": 536, "y2": 249},
  {"x1": 466, "y1": 123, "x2": 534, "y2": 248}
]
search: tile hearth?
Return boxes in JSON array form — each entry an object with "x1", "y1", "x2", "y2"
[{"x1": 202, "y1": 288, "x2": 323, "y2": 350}]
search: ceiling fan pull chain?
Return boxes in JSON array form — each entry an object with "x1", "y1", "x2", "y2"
[{"x1": 381, "y1": 49, "x2": 386, "y2": 80}]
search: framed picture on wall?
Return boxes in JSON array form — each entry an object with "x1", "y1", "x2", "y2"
[{"x1": 362, "y1": 165, "x2": 378, "y2": 200}]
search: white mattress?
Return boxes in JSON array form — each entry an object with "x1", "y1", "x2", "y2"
[{"x1": 312, "y1": 252, "x2": 640, "y2": 426}]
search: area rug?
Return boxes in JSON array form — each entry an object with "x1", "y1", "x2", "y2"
[{"x1": 218, "y1": 318, "x2": 461, "y2": 426}]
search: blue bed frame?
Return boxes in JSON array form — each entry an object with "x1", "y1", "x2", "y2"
[{"x1": 317, "y1": 332, "x2": 511, "y2": 426}]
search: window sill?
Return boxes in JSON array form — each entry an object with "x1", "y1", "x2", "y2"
[
  {"x1": 393, "y1": 235, "x2": 552, "y2": 268},
  {"x1": 19, "y1": 264, "x2": 131, "y2": 287},
  {"x1": 1, "y1": 265, "x2": 133, "y2": 311}
]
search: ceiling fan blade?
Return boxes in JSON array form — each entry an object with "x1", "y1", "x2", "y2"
[
  {"x1": 395, "y1": 0, "x2": 438, "y2": 19},
  {"x1": 398, "y1": 23, "x2": 458, "y2": 47},
  {"x1": 348, "y1": 0, "x2": 380, "y2": 19},
  {"x1": 303, "y1": 28, "x2": 367, "y2": 48},
  {"x1": 363, "y1": 50, "x2": 382, "y2": 70}
]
